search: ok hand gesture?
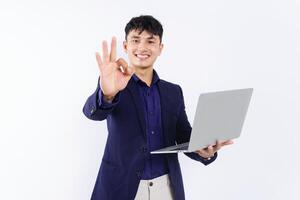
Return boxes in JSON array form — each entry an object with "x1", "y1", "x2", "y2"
[{"x1": 96, "y1": 37, "x2": 135, "y2": 101}]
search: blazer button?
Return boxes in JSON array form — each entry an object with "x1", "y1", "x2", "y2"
[
  {"x1": 142, "y1": 147, "x2": 147, "y2": 153},
  {"x1": 90, "y1": 106, "x2": 95, "y2": 114}
]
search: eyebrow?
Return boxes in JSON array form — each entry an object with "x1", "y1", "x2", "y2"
[{"x1": 130, "y1": 35, "x2": 157, "y2": 40}]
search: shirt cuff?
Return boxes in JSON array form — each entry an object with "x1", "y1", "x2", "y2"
[
  {"x1": 98, "y1": 89, "x2": 120, "y2": 109},
  {"x1": 200, "y1": 152, "x2": 217, "y2": 163}
]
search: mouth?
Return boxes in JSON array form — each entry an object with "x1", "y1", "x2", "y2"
[{"x1": 135, "y1": 54, "x2": 150, "y2": 60}]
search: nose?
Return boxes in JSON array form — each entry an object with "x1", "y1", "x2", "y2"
[{"x1": 137, "y1": 40, "x2": 148, "y2": 51}]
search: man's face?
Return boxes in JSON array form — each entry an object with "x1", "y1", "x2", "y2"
[{"x1": 123, "y1": 29, "x2": 163, "y2": 69}]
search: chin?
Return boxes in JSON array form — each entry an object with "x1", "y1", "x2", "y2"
[
  {"x1": 131, "y1": 61, "x2": 154, "y2": 69},
  {"x1": 134, "y1": 65, "x2": 152, "y2": 69}
]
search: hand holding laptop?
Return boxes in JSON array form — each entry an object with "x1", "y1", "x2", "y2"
[
  {"x1": 195, "y1": 140, "x2": 234, "y2": 159},
  {"x1": 151, "y1": 88, "x2": 253, "y2": 154}
]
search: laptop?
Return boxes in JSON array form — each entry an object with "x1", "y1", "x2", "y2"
[{"x1": 151, "y1": 88, "x2": 253, "y2": 154}]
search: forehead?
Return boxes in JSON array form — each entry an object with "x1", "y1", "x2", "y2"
[{"x1": 127, "y1": 29, "x2": 159, "y2": 40}]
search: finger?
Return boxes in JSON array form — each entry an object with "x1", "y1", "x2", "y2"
[
  {"x1": 206, "y1": 145, "x2": 214, "y2": 155},
  {"x1": 126, "y1": 66, "x2": 135, "y2": 77},
  {"x1": 213, "y1": 140, "x2": 234, "y2": 151},
  {"x1": 95, "y1": 52, "x2": 103, "y2": 71},
  {"x1": 213, "y1": 140, "x2": 222, "y2": 151},
  {"x1": 221, "y1": 140, "x2": 234, "y2": 146},
  {"x1": 102, "y1": 40, "x2": 109, "y2": 63},
  {"x1": 116, "y1": 58, "x2": 129, "y2": 73},
  {"x1": 196, "y1": 149, "x2": 210, "y2": 158},
  {"x1": 110, "y1": 36, "x2": 117, "y2": 62}
]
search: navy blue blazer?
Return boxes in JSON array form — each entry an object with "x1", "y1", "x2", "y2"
[{"x1": 83, "y1": 76, "x2": 217, "y2": 200}]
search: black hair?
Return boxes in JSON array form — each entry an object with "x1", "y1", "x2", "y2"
[{"x1": 125, "y1": 15, "x2": 163, "y2": 43}]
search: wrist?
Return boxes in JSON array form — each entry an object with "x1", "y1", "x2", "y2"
[{"x1": 103, "y1": 94, "x2": 115, "y2": 103}]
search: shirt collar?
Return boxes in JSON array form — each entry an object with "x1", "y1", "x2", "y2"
[{"x1": 132, "y1": 69, "x2": 160, "y2": 86}]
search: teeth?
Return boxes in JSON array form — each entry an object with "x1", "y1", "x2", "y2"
[{"x1": 136, "y1": 54, "x2": 149, "y2": 59}]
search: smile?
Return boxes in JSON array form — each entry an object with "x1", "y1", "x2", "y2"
[{"x1": 135, "y1": 54, "x2": 150, "y2": 60}]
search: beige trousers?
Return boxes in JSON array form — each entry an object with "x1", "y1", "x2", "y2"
[{"x1": 134, "y1": 174, "x2": 174, "y2": 200}]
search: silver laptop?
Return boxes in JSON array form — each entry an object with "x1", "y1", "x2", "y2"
[{"x1": 151, "y1": 88, "x2": 253, "y2": 154}]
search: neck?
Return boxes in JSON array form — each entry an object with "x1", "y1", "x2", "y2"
[{"x1": 133, "y1": 66, "x2": 154, "y2": 87}]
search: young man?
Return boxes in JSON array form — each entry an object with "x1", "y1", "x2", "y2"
[{"x1": 83, "y1": 15, "x2": 233, "y2": 200}]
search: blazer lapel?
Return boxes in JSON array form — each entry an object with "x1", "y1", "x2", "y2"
[
  {"x1": 127, "y1": 78, "x2": 147, "y2": 140},
  {"x1": 157, "y1": 81, "x2": 175, "y2": 146}
]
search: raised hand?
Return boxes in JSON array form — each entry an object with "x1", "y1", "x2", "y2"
[{"x1": 95, "y1": 37, "x2": 135, "y2": 101}]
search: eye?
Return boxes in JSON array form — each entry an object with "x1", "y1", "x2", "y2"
[
  {"x1": 148, "y1": 41, "x2": 155, "y2": 44},
  {"x1": 132, "y1": 39, "x2": 139, "y2": 43}
]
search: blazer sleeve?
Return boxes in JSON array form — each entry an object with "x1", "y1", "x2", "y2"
[
  {"x1": 175, "y1": 85, "x2": 217, "y2": 165},
  {"x1": 82, "y1": 77, "x2": 120, "y2": 121}
]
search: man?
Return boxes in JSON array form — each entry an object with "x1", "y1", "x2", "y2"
[{"x1": 83, "y1": 15, "x2": 233, "y2": 200}]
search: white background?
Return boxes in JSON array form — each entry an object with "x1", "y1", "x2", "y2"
[{"x1": 0, "y1": 0, "x2": 299, "y2": 199}]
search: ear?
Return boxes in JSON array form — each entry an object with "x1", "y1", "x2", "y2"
[
  {"x1": 158, "y1": 43, "x2": 164, "y2": 56},
  {"x1": 123, "y1": 41, "x2": 128, "y2": 53}
]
